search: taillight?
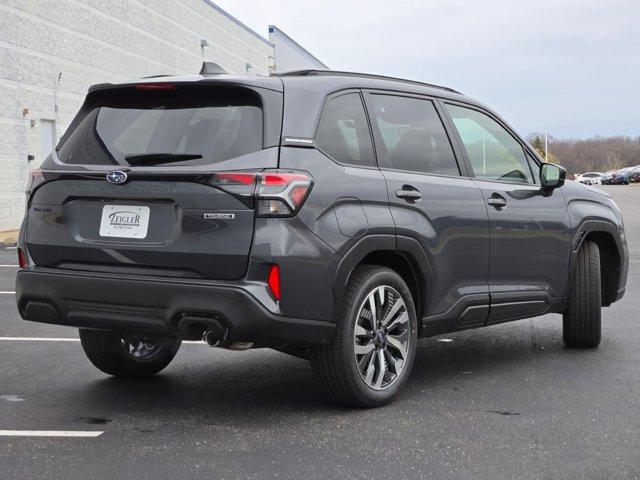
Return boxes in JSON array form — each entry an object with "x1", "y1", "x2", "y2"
[
  {"x1": 206, "y1": 170, "x2": 313, "y2": 217},
  {"x1": 267, "y1": 264, "x2": 281, "y2": 301},
  {"x1": 256, "y1": 172, "x2": 313, "y2": 216},
  {"x1": 208, "y1": 172, "x2": 257, "y2": 197},
  {"x1": 26, "y1": 169, "x2": 44, "y2": 193},
  {"x1": 17, "y1": 248, "x2": 27, "y2": 269}
]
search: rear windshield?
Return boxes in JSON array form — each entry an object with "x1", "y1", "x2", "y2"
[{"x1": 57, "y1": 87, "x2": 263, "y2": 167}]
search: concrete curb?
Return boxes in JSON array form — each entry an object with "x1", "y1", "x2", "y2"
[{"x1": 0, "y1": 229, "x2": 19, "y2": 245}]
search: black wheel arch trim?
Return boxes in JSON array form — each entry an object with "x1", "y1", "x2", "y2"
[
  {"x1": 568, "y1": 219, "x2": 628, "y2": 306},
  {"x1": 571, "y1": 220, "x2": 619, "y2": 252},
  {"x1": 332, "y1": 235, "x2": 434, "y2": 318}
]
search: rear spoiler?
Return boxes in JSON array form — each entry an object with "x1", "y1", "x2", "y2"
[{"x1": 88, "y1": 75, "x2": 284, "y2": 94}]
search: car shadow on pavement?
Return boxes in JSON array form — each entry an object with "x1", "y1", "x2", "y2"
[{"x1": 65, "y1": 316, "x2": 605, "y2": 425}]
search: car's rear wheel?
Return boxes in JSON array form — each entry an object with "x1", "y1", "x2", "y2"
[
  {"x1": 563, "y1": 240, "x2": 601, "y2": 348},
  {"x1": 310, "y1": 265, "x2": 418, "y2": 407},
  {"x1": 79, "y1": 329, "x2": 181, "y2": 378}
]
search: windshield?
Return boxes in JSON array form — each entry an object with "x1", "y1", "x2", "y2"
[{"x1": 57, "y1": 87, "x2": 263, "y2": 166}]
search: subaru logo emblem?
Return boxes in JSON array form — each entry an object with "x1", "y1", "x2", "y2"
[{"x1": 106, "y1": 170, "x2": 128, "y2": 184}]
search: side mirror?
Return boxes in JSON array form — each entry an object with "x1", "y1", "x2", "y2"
[{"x1": 540, "y1": 163, "x2": 566, "y2": 190}]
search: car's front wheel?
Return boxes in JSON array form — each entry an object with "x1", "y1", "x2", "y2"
[
  {"x1": 563, "y1": 240, "x2": 601, "y2": 348},
  {"x1": 310, "y1": 265, "x2": 418, "y2": 407},
  {"x1": 79, "y1": 329, "x2": 181, "y2": 378}
]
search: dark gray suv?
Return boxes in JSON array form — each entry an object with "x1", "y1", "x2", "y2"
[{"x1": 16, "y1": 65, "x2": 629, "y2": 407}]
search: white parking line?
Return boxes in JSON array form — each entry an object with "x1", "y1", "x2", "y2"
[
  {"x1": 0, "y1": 291, "x2": 15, "y2": 294},
  {"x1": 0, "y1": 265, "x2": 18, "y2": 267},
  {"x1": 0, "y1": 337, "x2": 80, "y2": 342},
  {"x1": 0, "y1": 395, "x2": 25, "y2": 402},
  {"x1": 0, "y1": 336, "x2": 204, "y2": 345},
  {"x1": 0, "y1": 430, "x2": 103, "y2": 438}
]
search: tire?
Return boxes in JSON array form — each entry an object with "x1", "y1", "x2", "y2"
[
  {"x1": 563, "y1": 240, "x2": 601, "y2": 348},
  {"x1": 79, "y1": 329, "x2": 181, "y2": 378},
  {"x1": 310, "y1": 265, "x2": 418, "y2": 407}
]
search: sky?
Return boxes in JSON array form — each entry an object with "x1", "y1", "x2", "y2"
[{"x1": 216, "y1": 0, "x2": 639, "y2": 139}]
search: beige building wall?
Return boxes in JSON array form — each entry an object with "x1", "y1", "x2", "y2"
[{"x1": 0, "y1": 0, "x2": 274, "y2": 230}]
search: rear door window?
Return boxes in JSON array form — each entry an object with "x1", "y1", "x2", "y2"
[
  {"x1": 315, "y1": 92, "x2": 375, "y2": 167},
  {"x1": 57, "y1": 88, "x2": 263, "y2": 166},
  {"x1": 368, "y1": 94, "x2": 460, "y2": 176}
]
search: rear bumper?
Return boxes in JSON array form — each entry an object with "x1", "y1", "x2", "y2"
[{"x1": 15, "y1": 268, "x2": 335, "y2": 346}]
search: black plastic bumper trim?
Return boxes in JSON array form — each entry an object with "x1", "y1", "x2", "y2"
[{"x1": 16, "y1": 268, "x2": 335, "y2": 346}]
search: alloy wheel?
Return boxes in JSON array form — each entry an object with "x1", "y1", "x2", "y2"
[
  {"x1": 353, "y1": 285, "x2": 411, "y2": 390},
  {"x1": 120, "y1": 335, "x2": 163, "y2": 359}
]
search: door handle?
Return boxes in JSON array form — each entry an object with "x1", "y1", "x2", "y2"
[
  {"x1": 396, "y1": 186, "x2": 422, "y2": 202},
  {"x1": 487, "y1": 194, "x2": 507, "y2": 208}
]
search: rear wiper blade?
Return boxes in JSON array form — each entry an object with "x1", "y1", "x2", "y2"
[{"x1": 124, "y1": 153, "x2": 203, "y2": 166}]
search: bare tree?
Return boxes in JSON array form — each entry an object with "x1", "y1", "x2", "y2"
[{"x1": 527, "y1": 134, "x2": 640, "y2": 174}]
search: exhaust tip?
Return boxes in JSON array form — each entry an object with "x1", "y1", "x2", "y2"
[{"x1": 202, "y1": 330, "x2": 221, "y2": 347}]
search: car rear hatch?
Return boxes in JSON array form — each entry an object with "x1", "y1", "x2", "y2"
[{"x1": 25, "y1": 80, "x2": 283, "y2": 280}]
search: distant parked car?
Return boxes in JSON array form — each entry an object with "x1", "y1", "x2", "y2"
[
  {"x1": 575, "y1": 172, "x2": 603, "y2": 186},
  {"x1": 612, "y1": 167, "x2": 633, "y2": 185},
  {"x1": 601, "y1": 170, "x2": 617, "y2": 185},
  {"x1": 628, "y1": 166, "x2": 640, "y2": 183}
]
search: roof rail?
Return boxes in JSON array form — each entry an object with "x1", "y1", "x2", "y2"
[{"x1": 272, "y1": 69, "x2": 461, "y2": 94}]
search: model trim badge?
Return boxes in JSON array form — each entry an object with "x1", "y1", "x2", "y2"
[{"x1": 204, "y1": 213, "x2": 235, "y2": 220}]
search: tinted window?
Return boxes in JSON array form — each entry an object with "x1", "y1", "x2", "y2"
[
  {"x1": 315, "y1": 93, "x2": 374, "y2": 167},
  {"x1": 369, "y1": 94, "x2": 459, "y2": 176},
  {"x1": 446, "y1": 104, "x2": 533, "y2": 184},
  {"x1": 527, "y1": 153, "x2": 540, "y2": 183},
  {"x1": 57, "y1": 88, "x2": 262, "y2": 166}
]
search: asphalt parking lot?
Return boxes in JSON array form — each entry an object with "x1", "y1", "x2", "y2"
[{"x1": 1, "y1": 185, "x2": 639, "y2": 480}]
